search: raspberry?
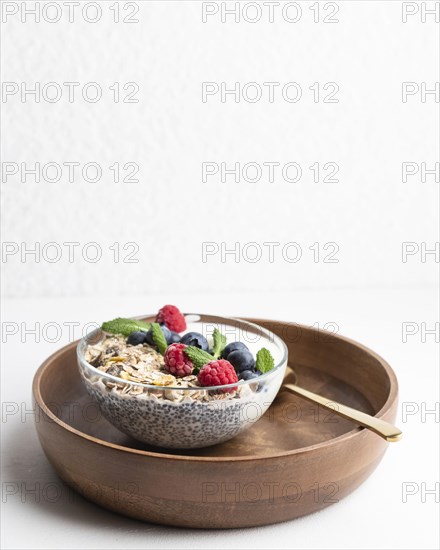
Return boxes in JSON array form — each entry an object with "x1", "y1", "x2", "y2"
[
  {"x1": 198, "y1": 360, "x2": 238, "y2": 393},
  {"x1": 164, "y1": 343, "x2": 193, "y2": 377},
  {"x1": 156, "y1": 305, "x2": 186, "y2": 333}
]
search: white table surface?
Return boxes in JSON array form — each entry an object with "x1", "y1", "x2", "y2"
[{"x1": 1, "y1": 289, "x2": 439, "y2": 549}]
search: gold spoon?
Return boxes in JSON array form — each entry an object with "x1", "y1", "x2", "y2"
[{"x1": 282, "y1": 366, "x2": 402, "y2": 442}]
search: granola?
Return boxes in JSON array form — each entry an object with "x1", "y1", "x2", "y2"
[
  {"x1": 84, "y1": 307, "x2": 276, "y2": 407},
  {"x1": 84, "y1": 334, "x2": 226, "y2": 402}
]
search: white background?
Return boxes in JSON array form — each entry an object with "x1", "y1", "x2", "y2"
[{"x1": 1, "y1": 1, "x2": 439, "y2": 549}]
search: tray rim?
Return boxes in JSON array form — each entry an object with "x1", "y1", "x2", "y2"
[{"x1": 32, "y1": 317, "x2": 399, "y2": 463}]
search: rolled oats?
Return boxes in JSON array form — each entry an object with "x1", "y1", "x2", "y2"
[{"x1": 85, "y1": 334, "x2": 240, "y2": 403}]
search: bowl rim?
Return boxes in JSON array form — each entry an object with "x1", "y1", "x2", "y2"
[
  {"x1": 32, "y1": 317, "x2": 399, "y2": 463},
  {"x1": 76, "y1": 314, "x2": 288, "y2": 391}
]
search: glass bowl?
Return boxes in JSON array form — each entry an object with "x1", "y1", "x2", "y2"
[{"x1": 77, "y1": 314, "x2": 288, "y2": 449}]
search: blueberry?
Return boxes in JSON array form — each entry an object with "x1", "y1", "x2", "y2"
[
  {"x1": 228, "y1": 349, "x2": 255, "y2": 373},
  {"x1": 167, "y1": 331, "x2": 181, "y2": 344},
  {"x1": 127, "y1": 331, "x2": 148, "y2": 346},
  {"x1": 222, "y1": 341, "x2": 249, "y2": 360},
  {"x1": 239, "y1": 370, "x2": 259, "y2": 381},
  {"x1": 145, "y1": 325, "x2": 171, "y2": 346},
  {"x1": 180, "y1": 331, "x2": 209, "y2": 351}
]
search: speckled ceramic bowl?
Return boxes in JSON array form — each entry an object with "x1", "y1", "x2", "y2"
[{"x1": 77, "y1": 314, "x2": 288, "y2": 449}]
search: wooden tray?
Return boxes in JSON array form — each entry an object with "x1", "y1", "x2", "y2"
[{"x1": 32, "y1": 318, "x2": 398, "y2": 528}]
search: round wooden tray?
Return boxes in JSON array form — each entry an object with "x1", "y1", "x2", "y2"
[{"x1": 32, "y1": 317, "x2": 398, "y2": 528}]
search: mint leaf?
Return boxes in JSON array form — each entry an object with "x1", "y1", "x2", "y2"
[
  {"x1": 183, "y1": 346, "x2": 213, "y2": 372},
  {"x1": 212, "y1": 328, "x2": 227, "y2": 359},
  {"x1": 256, "y1": 348, "x2": 275, "y2": 374},
  {"x1": 102, "y1": 317, "x2": 151, "y2": 337},
  {"x1": 151, "y1": 322, "x2": 167, "y2": 355}
]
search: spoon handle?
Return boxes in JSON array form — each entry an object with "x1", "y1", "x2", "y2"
[{"x1": 283, "y1": 383, "x2": 402, "y2": 442}]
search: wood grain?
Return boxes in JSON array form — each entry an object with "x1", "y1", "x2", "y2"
[{"x1": 32, "y1": 318, "x2": 399, "y2": 528}]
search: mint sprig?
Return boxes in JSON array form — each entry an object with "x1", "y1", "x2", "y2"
[
  {"x1": 151, "y1": 322, "x2": 168, "y2": 355},
  {"x1": 212, "y1": 328, "x2": 227, "y2": 359},
  {"x1": 101, "y1": 317, "x2": 151, "y2": 337},
  {"x1": 256, "y1": 348, "x2": 275, "y2": 374},
  {"x1": 184, "y1": 346, "x2": 214, "y2": 372}
]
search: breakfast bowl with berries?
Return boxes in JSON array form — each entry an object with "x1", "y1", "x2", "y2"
[{"x1": 77, "y1": 305, "x2": 288, "y2": 449}]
